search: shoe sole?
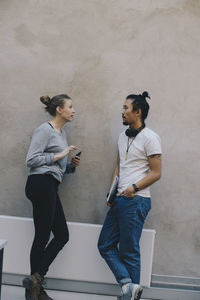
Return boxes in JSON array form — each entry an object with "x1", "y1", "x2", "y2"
[
  {"x1": 25, "y1": 288, "x2": 34, "y2": 300},
  {"x1": 23, "y1": 277, "x2": 39, "y2": 300},
  {"x1": 118, "y1": 285, "x2": 143, "y2": 300},
  {"x1": 133, "y1": 287, "x2": 143, "y2": 300}
]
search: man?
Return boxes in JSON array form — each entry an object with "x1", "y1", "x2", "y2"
[{"x1": 98, "y1": 91, "x2": 161, "y2": 300}]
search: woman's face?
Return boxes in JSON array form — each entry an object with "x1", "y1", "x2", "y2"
[{"x1": 58, "y1": 99, "x2": 75, "y2": 122}]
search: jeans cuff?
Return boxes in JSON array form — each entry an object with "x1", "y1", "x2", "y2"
[{"x1": 119, "y1": 278, "x2": 132, "y2": 286}]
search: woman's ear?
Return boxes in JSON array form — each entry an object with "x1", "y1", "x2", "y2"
[{"x1": 56, "y1": 106, "x2": 62, "y2": 114}]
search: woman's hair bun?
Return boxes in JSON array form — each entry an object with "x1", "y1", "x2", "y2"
[
  {"x1": 40, "y1": 95, "x2": 51, "y2": 106},
  {"x1": 142, "y1": 91, "x2": 150, "y2": 99}
]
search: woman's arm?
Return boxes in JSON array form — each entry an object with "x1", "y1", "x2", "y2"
[
  {"x1": 26, "y1": 127, "x2": 54, "y2": 168},
  {"x1": 53, "y1": 145, "x2": 77, "y2": 163},
  {"x1": 26, "y1": 124, "x2": 77, "y2": 168}
]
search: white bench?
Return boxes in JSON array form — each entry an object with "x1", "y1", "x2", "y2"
[
  {"x1": 0, "y1": 239, "x2": 7, "y2": 300},
  {"x1": 0, "y1": 215, "x2": 155, "y2": 291}
]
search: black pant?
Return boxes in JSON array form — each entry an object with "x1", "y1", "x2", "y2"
[{"x1": 25, "y1": 174, "x2": 69, "y2": 277}]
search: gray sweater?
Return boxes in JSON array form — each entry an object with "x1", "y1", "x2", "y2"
[{"x1": 26, "y1": 122, "x2": 75, "y2": 182}]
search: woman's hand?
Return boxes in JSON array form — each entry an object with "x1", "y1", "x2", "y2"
[
  {"x1": 71, "y1": 155, "x2": 81, "y2": 167},
  {"x1": 54, "y1": 145, "x2": 77, "y2": 162},
  {"x1": 62, "y1": 145, "x2": 77, "y2": 157},
  {"x1": 119, "y1": 185, "x2": 134, "y2": 197}
]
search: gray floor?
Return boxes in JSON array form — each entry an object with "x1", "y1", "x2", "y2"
[
  {"x1": 1, "y1": 285, "x2": 117, "y2": 300},
  {"x1": 1, "y1": 285, "x2": 148, "y2": 299}
]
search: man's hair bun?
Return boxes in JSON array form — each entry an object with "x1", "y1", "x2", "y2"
[
  {"x1": 40, "y1": 95, "x2": 51, "y2": 106},
  {"x1": 142, "y1": 91, "x2": 150, "y2": 99}
]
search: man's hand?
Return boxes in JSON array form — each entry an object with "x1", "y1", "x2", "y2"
[
  {"x1": 107, "y1": 201, "x2": 115, "y2": 207},
  {"x1": 71, "y1": 155, "x2": 81, "y2": 167},
  {"x1": 119, "y1": 185, "x2": 134, "y2": 197}
]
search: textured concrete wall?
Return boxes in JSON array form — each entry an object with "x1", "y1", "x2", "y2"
[{"x1": 0, "y1": 0, "x2": 200, "y2": 277}]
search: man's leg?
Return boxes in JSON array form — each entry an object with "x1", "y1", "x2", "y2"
[
  {"x1": 98, "y1": 198, "x2": 132, "y2": 286},
  {"x1": 118, "y1": 196, "x2": 151, "y2": 283},
  {"x1": 116, "y1": 196, "x2": 151, "y2": 300}
]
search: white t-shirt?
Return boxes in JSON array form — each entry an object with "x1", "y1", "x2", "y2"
[{"x1": 117, "y1": 127, "x2": 162, "y2": 197}]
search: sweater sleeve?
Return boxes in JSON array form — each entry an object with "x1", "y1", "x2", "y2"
[
  {"x1": 26, "y1": 126, "x2": 54, "y2": 168},
  {"x1": 65, "y1": 162, "x2": 76, "y2": 174}
]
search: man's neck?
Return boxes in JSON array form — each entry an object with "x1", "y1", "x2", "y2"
[{"x1": 130, "y1": 120, "x2": 143, "y2": 130}]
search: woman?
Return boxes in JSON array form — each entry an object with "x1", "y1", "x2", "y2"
[{"x1": 23, "y1": 94, "x2": 80, "y2": 300}]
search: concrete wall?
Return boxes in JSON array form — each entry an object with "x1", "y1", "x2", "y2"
[{"x1": 0, "y1": 0, "x2": 200, "y2": 278}]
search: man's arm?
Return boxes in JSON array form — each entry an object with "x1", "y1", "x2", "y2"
[
  {"x1": 107, "y1": 153, "x2": 120, "y2": 206},
  {"x1": 120, "y1": 154, "x2": 161, "y2": 197},
  {"x1": 109, "y1": 153, "x2": 120, "y2": 190},
  {"x1": 135, "y1": 154, "x2": 161, "y2": 191}
]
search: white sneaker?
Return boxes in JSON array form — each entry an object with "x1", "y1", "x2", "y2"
[
  {"x1": 131, "y1": 284, "x2": 143, "y2": 300},
  {"x1": 121, "y1": 283, "x2": 134, "y2": 300}
]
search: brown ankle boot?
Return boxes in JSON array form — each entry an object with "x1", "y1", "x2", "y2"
[
  {"x1": 23, "y1": 272, "x2": 43, "y2": 300},
  {"x1": 38, "y1": 287, "x2": 54, "y2": 300}
]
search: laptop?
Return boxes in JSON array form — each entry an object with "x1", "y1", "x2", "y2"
[{"x1": 107, "y1": 176, "x2": 119, "y2": 204}]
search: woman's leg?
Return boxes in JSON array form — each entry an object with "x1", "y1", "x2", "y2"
[
  {"x1": 37, "y1": 193, "x2": 69, "y2": 276},
  {"x1": 26, "y1": 175, "x2": 59, "y2": 276},
  {"x1": 24, "y1": 174, "x2": 59, "y2": 299}
]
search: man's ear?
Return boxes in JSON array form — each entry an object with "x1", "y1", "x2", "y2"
[{"x1": 135, "y1": 108, "x2": 141, "y2": 117}]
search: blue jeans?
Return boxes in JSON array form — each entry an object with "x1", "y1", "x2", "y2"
[{"x1": 98, "y1": 195, "x2": 151, "y2": 286}]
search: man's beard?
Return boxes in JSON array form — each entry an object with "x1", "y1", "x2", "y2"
[{"x1": 123, "y1": 120, "x2": 129, "y2": 126}]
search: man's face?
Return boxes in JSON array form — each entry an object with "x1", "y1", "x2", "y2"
[{"x1": 122, "y1": 99, "x2": 138, "y2": 126}]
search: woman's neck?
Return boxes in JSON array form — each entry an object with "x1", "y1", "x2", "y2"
[{"x1": 49, "y1": 117, "x2": 67, "y2": 133}]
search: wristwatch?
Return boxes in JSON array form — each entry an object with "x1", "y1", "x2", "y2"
[{"x1": 133, "y1": 184, "x2": 139, "y2": 193}]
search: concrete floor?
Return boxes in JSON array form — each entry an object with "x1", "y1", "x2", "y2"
[
  {"x1": 1, "y1": 285, "x2": 148, "y2": 299},
  {"x1": 1, "y1": 285, "x2": 117, "y2": 300}
]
